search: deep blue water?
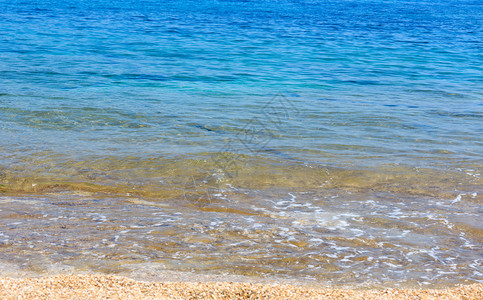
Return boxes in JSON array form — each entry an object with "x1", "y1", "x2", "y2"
[
  {"x1": 0, "y1": 0, "x2": 482, "y2": 286},
  {"x1": 1, "y1": 0, "x2": 481, "y2": 167}
]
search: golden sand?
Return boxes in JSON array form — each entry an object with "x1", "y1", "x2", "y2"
[{"x1": 0, "y1": 274, "x2": 481, "y2": 300}]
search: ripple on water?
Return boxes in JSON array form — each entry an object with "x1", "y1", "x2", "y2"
[{"x1": 0, "y1": 188, "x2": 481, "y2": 287}]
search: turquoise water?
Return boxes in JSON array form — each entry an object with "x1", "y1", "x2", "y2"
[{"x1": 0, "y1": 0, "x2": 482, "y2": 287}]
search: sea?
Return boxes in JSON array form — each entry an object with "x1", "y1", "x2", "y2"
[{"x1": 0, "y1": 0, "x2": 481, "y2": 288}]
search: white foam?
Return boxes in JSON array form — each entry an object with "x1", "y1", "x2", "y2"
[{"x1": 451, "y1": 194, "x2": 462, "y2": 204}]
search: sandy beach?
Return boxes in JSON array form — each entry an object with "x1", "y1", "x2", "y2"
[{"x1": 0, "y1": 274, "x2": 481, "y2": 299}]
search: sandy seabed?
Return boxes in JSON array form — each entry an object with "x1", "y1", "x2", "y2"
[{"x1": 0, "y1": 274, "x2": 481, "y2": 300}]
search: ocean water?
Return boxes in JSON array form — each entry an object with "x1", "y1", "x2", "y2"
[{"x1": 0, "y1": 0, "x2": 482, "y2": 287}]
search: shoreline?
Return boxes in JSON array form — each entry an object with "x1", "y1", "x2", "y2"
[{"x1": 0, "y1": 274, "x2": 481, "y2": 299}]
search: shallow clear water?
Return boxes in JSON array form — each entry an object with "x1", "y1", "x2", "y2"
[{"x1": 0, "y1": 0, "x2": 482, "y2": 287}]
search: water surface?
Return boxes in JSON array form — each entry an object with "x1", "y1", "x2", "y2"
[{"x1": 0, "y1": 0, "x2": 482, "y2": 287}]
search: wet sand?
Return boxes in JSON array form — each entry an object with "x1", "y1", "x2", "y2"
[{"x1": 0, "y1": 274, "x2": 481, "y2": 299}]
